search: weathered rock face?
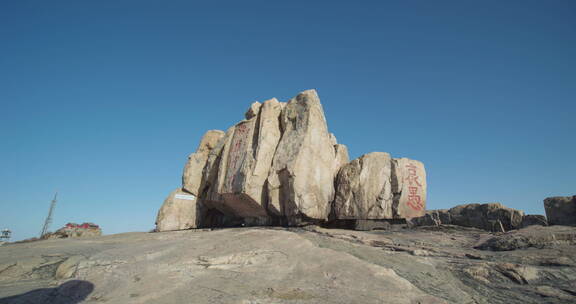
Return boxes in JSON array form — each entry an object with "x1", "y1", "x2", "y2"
[
  {"x1": 158, "y1": 89, "x2": 428, "y2": 228},
  {"x1": 407, "y1": 209, "x2": 450, "y2": 227},
  {"x1": 266, "y1": 90, "x2": 338, "y2": 221},
  {"x1": 333, "y1": 153, "x2": 427, "y2": 221},
  {"x1": 409, "y1": 203, "x2": 525, "y2": 232},
  {"x1": 156, "y1": 188, "x2": 202, "y2": 232},
  {"x1": 392, "y1": 158, "x2": 427, "y2": 219},
  {"x1": 476, "y1": 225, "x2": 576, "y2": 251},
  {"x1": 212, "y1": 98, "x2": 284, "y2": 218},
  {"x1": 215, "y1": 116, "x2": 263, "y2": 217},
  {"x1": 199, "y1": 126, "x2": 234, "y2": 214},
  {"x1": 244, "y1": 101, "x2": 261, "y2": 119},
  {"x1": 333, "y1": 144, "x2": 350, "y2": 173},
  {"x1": 329, "y1": 133, "x2": 350, "y2": 179},
  {"x1": 544, "y1": 196, "x2": 576, "y2": 226},
  {"x1": 449, "y1": 203, "x2": 524, "y2": 232},
  {"x1": 182, "y1": 130, "x2": 225, "y2": 195},
  {"x1": 333, "y1": 152, "x2": 393, "y2": 219},
  {"x1": 521, "y1": 214, "x2": 548, "y2": 228}
]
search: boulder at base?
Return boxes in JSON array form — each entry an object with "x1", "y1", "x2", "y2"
[
  {"x1": 544, "y1": 196, "x2": 576, "y2": 226},
  {"x1": 333, "y1": 152, "x2": 394, "y2": 219},
  {"x1": 156, "y1": 188, "x2": 203, "y2": 232}
]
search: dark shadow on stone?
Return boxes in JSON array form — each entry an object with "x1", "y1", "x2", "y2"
[
  {"x1": 322, "y1": 219, "x2": 405, "y2": 231},
  {"x1": 0, "y1": 280, "x2": 94, "y2": 304}
]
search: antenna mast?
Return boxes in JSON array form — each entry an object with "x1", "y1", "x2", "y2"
[{"x1": 40, "y1": 192, "x2": 58, "y2": 238}]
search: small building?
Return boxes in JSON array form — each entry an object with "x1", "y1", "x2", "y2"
[{"x1": 0, "y1": 229, "x2": 11, "y2": 241}]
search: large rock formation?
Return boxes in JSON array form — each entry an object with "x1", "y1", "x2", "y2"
[
  {"x1": 544, "y1": 196, "x2": 576, "y2": 226},
  {"x1": 156, "y1": 89, "x2": 427, "y2": 230}
]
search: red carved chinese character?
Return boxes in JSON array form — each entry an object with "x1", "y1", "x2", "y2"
[
  {"x1": 404, "y1": 175, "x2": 422, "y2": 187},
  {"x1": 407, "y1": 195, "x2": 424, "y2": 211},
  {"x1": 405, "y1": 163, "x2": 417, "y2": 170}
]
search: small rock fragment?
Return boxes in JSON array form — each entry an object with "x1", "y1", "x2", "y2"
[
  {"x1": 55, "y1": 256, "x2": 86, "y2": 279},
  {"x1": 245, "y1": 101, "x2": 262, "y2": 119}
]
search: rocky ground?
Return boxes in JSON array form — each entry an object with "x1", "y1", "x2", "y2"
[{"x1": 0, "y1": 225, "x2": 575, "y2": 304}]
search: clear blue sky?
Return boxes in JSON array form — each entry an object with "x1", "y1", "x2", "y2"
[{"x1": 1, "y1": 1, "x2": 574, "y2": 241}]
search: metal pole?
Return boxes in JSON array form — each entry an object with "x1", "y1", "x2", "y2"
[{"x1": 40, "y1": 192, "x2": 58, "y2": 238}]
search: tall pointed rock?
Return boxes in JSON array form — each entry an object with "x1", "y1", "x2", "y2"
[{"x1": 267, "y1": 90, "x2": 338, "y2": 221}]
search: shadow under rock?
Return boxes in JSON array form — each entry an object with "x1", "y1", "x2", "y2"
[{"x1": 0, "y1": 280, "x2": 94, "y2": 304}]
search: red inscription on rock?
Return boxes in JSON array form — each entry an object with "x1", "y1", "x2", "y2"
[
  {"x1": 404, "y1": 163, "x2": 424, "y2": 211},
  {"x1": 226, "y1": 123, "x2": 250, "y2": 189}
]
